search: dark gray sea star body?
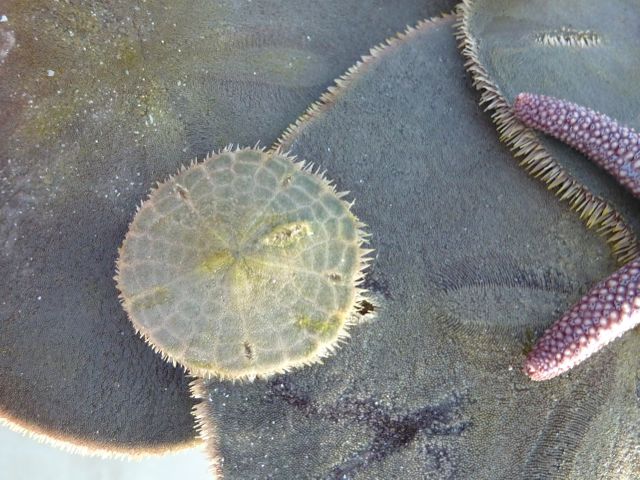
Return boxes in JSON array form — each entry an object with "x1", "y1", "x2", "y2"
[
  {"x1": 458, "y1": 0, "x2": 640, "y2": 263},
  {"x1": 193, "y1": 16, "x2": 640, "y2": 479},
  {"x1": 0, "y1": 0, "x2": 457, "y2": 454}
]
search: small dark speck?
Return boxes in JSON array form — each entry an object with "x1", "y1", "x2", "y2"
[
  {"x1": 243, "y1": 341, "x2": 254, "y2": 361},
  {"x1": 328, "y1": 272, "x2": 342, "y2": 282},
  {"x1": 357, "y1": 300, "x2": 375, "y2": 316}
]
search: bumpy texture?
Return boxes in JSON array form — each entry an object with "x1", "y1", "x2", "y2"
[
  {"x1": 514, "y1": 93, "x2": 640, "y2": 200},
  {"x1": 457, "y1": 0, "x2": 640, "y2": 265},
  {"x1": 0, "y1": 0, "x2": 456, "y2": 454},
  {"x1": 192, "y1": 16, "x2": 640, "y2": 479},
  {"x1": 116, "y1": 148, "x2": 369, "y2": 380},
  {"x1": 514, "y1": 94, "x2": 640, "y2": 380},
  {"x1": 525, "y1": 258, "x2": 640, "y2": 381}
]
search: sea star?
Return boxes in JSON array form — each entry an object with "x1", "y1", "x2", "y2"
[
  {"x1": 267, "y1": 375, "x2": 468, "y2": 477},
  {"x1": 513, "y1": 92, "x2": 640, "y2": 381}
]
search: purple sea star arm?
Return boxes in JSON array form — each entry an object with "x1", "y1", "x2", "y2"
[
  {"x1": 524, "y1": 258, "x2": 640, "y2": 381},
  {"x1": 513, "y1": 92, "x2": 640, "y2": 200},
  {"x1": 512, "y1": 93, "x2": 640, "y2": 380}
]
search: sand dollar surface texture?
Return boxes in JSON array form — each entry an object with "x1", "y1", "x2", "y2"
[{"x1": 116, "y1": 149, "x2": 368, "y2": 380}]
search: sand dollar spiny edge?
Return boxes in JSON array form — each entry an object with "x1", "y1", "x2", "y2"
[{"x1": 115, "y1": 146, "x2": 373, "y2": 381}]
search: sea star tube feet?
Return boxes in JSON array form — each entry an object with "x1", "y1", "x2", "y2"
[
  {"x1": 514, "y1": 93, "x2": 640, "y2": 381},
  {"x1": 513, "y1": 92, "x2": 640, "y2": 200}
]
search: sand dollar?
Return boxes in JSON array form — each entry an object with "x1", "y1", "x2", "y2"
[{"x1": 115, "y1": 148, "x2": 370, "y2": 380}]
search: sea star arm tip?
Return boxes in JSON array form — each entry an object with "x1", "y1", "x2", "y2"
[
  {"x1": 524, "y1": 254, "x2": 640, "y2": 381},
  {"x1": 513, "y1": 93, "x2": 640, "y2": 380}
]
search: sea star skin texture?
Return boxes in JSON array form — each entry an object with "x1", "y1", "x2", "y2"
[
  {"x1": 513, "y1": 93, "x2": 640, "y2": 381},
  {"x1": 513, "y1": 92, "x2": 640, "y2": 200},
  {"x1": 524, "y1": 258, "x2": 640, "y2": 381}
]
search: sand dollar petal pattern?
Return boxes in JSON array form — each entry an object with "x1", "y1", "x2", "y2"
[{"x1": 116, "y1": 148, "x2": 370, "y2": 380}]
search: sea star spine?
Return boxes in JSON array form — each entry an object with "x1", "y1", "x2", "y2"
[
  {"x1": 524, "y1": 258, "x2": 640, "y2": 381},
  {"x1": 513, "y1": 92, "x2": 640, "y2": 200}
]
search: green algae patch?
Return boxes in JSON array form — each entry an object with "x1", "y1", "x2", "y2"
[
  {"x1": 262, "y1": 221, "x2": 312, "y2": 247},
  {"x1": 116, "y1": 148, "x2": 371, "y2": 380},
  {"x1": 198, "y1": 250, "x2": 234, "y2": 275},
  {"x1": 296, "y1": 314, "x2": 342, "y2": 338}
]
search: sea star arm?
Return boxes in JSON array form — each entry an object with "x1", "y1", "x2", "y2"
[
  {"x1": 513, "y1": 92, "x2": 640, "y2": 200},
  {"x1": 524, "y1": 257, "x2": 640, "y2": 381},
  {"x1": 512, "y1": 93, "x2": 640, "y2": 380}
]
